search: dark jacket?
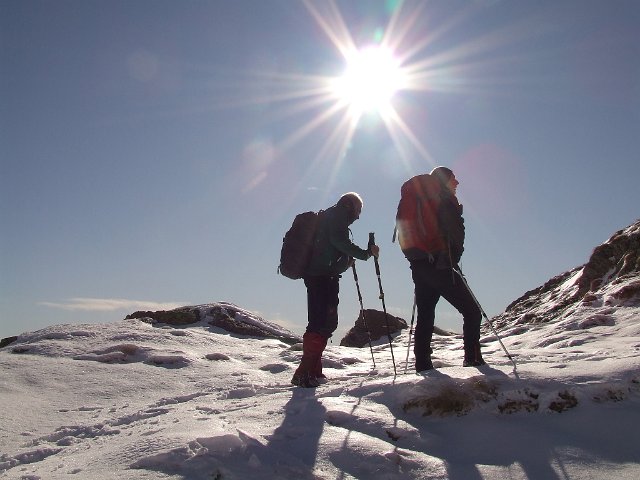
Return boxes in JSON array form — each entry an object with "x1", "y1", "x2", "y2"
[
  {"x1": 436, "y1": 190, "x2": 465, "y2": 267},
  {"x1": 305, "y1": 203, "x2": 370, "y2": 277}
]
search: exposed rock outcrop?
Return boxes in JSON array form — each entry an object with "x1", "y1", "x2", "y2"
[
  {"x1": 340, "y1": 309, "x2": 407, "y2": 348},
  {"x1": 126, "y1": 307, "x2": 199, "y2": 325},
  {"x1": 492, "y1": 219, "x2": 640, "y2": 329},
  {"x1": 126, "y1": 303, "x2": 301, "y2": 345},
  {"x1": 0, "y1": 336, "x2": 18, "y2": 349}
]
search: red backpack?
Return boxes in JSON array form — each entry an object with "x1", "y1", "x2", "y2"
[{"x1": 394, "y1": 174, "x2": 446, "y2": 257}]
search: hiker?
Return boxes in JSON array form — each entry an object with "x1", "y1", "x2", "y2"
[
  {"x1": 397, "y1": 166, "x2": 484, "y2": 372},
  {"x1": 292, "y1": 192, "x2": 379, "y2": 388}
]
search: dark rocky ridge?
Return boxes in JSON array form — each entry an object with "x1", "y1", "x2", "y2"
[
  {"x1": 491, "y1": 219, "x2": 640, "y2": 330},
  {"x1": 125, "y1": 303, "x2": 302, "y2": 345},
  {"x1": 0, "y1": 336, "x2": 18, "y2": 349}
]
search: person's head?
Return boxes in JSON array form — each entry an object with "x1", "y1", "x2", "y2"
[
  {"x1": 430, "y1": 166, "x2": 459, "y2": 195},
  {"x1": 337, "y1": 192, "x2": 363, "y2": 224}
]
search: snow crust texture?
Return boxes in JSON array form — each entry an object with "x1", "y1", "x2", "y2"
[
  {"x1": 2, "y1": 295, "x2": 639, "y2": 479},
  {"x1": 2, "y1": 220, "x2": 640, "y2": 479}
]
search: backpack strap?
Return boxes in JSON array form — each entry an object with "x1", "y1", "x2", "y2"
[
  {"x1": 416, "y1": 197, "x2": 436, "y2": 263},
  {"x1": 416, "y1": 196, "x2": 427, "y2": 239}
]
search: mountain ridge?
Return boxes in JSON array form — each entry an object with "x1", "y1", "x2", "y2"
[{"x1": 490, "y1": 219, "x2": 640, "y2": 330}]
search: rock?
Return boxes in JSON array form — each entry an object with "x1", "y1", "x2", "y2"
[
  {"x1": 0, "y1": 336, "x2": 18, "y2": 349},
  {"x1": 340, "y1": 309, "x2": 407, "y2": 348},
  {"x1": 492, "y1": 219, "x2": 640, "y2": 330},
  {"x1": 576, "y1": 221, "x2": 640, "y2": 297},
  {"x1": 125, "y1": 308, "x2": 199, "y2": 325},
  {"x1": 125, "y1": 303, "x2": 301, "y2": 345},
  {"x1": 206, "y1": 305, "x2": 300, "y2": 344}
]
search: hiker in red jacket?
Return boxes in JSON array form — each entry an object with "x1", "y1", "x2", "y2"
[
  {"x1": 397, "y1": 167, "x2": 484, "y2": 372},
  {"x1": 292, "y1": 192, "x2": 379, "y2": 388}
]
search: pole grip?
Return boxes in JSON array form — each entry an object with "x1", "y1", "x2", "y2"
[{"x1": 370, "y1": 232, "x2": 381, "y2": 276}]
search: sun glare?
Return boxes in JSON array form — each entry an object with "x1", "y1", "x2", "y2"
[
  {"x1": 241, "y1": 0, "x2": 480, "y2": 199},
  {"x1": 332, "y1": 46, "x2": 406, "y2": 116}
]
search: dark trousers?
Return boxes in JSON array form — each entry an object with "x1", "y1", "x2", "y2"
[
  {"x1": 410, "y1": 260, "x2": 482, "y2": 368},
  {"x1": 304, "y1": 275, "x2": 340, "y2": 339}
]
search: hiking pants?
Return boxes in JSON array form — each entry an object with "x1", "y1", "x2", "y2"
[
  {"x1": 410, "y1": 259, "x2": 482, "y2": 367},
  {"x1": 303, "y1": 275, "x2": 340, "y2": 339}
]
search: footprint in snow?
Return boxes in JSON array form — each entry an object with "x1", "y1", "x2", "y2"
[
  {"x1": 579, "y1": 314, "x2": 616, "y2": 328},
  {"x1": 225, "y1": 387, "x2": 257, "y2": 399},
  {"x1": 205, "y1": 353, "x2": 231, "y2": 361},
  {"x1": 326, "y1": 409, "x2": 357, "y2": 426},
  {"x1": 169, "y1": 330, "x2": 189, "y2": 336},
  {"x1": 145, "y1": 354, "x2": 191, "y2": 368},
  {"x1": 259, "y1": 363, "x2": 290, "y2": 374}
]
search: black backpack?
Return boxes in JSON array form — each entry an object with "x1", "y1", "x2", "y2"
[{"x1": 278, "y1": 210, "x2": 323, "y2": 279}]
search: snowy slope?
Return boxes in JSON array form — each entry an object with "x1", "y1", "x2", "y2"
[
  {"x1": 1, "y1": 291, "x2": 639, "y2": 479},
  {"x1": 492, "y1": 219, "x2": 640, "y2": 329},
  {"x1": 2, "y1": 220, "x2": 640, "y2": 479}
]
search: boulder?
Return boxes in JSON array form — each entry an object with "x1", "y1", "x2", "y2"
[
  {"x1": 340, "y1": 309, "x2": 407, "y2": 348},
  {"x1": 0, "y1": 336, "x2": 18, "y2": 349}
]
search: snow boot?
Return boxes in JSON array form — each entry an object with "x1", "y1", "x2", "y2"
[
  {"x1": 415, "y1": 356, "x2": 434, "y2": 373},
  {"x1": 414, "y1": 343, "x2": 434, "y2": 373},
  {"x1": 291, "y1": 332, "x2": 326, "y2": 388},
  {"x1": 291, "y1": 372, "x2": 320, "y2": 388},
  {"x1": 312, "y1": 335, "x2": 328, "y2": 381},
  {"x1": 463, "y1": 341, "x2": 486, "y2": 367}
]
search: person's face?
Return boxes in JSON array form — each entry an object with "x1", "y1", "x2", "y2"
[
  {"x1": 353, "y1": 201, "x2": 362, "y2": 220},
  {"x1": 446, "y1": 175, "x2": 459, "y2": 195},
  {"x1": 348, "y1": 199, "x2": 362, "y2": 224}
]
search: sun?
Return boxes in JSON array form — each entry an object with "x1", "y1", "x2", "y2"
[{"x1": 331, "y1": 46, "x2": 407, "y2": 117}]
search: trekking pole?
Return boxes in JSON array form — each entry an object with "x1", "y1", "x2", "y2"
[
  {"x1": 351, "y1": 262, "x2": 376, "y2": 369},
  {"x1": 369, "y1": 232, "x2": 397, "y2": 376},
  {"x1": 454, "y1": 267, "x2": 518, "y2": 371},
  {"x1": 403, "y1": 295, "x2": 416, "y2": 374}
]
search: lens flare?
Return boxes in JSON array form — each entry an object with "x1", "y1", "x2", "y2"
[{"x1": 223, "y1": 0, "x2": 540, "y2": 206}]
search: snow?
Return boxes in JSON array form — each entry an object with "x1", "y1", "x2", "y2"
[{"x1": 1, "y1": 283, "x2": 640, "y2": 479}]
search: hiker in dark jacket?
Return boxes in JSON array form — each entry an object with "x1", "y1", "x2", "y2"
[
  {"x1": 292, "y1": 192, "x2": 379, "y2": 388},
  {"x1": 409, "y1": 166, "x2": 484, "y2": 372}
]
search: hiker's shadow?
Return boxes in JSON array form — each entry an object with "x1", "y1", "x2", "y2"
[
  {"x1": 402, "y1": 367, "x2": 565, "y2": 480},
  {"x1": 476, "y1": 364, "x2": 511, "y2": 378},
  {"x1": 263, "y1": 388, "x2": 326, "y2": 472}
]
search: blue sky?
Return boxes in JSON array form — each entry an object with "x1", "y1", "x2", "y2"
[{"x1": 2, "y1": 0, "x2": 639, "y2": 340}]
